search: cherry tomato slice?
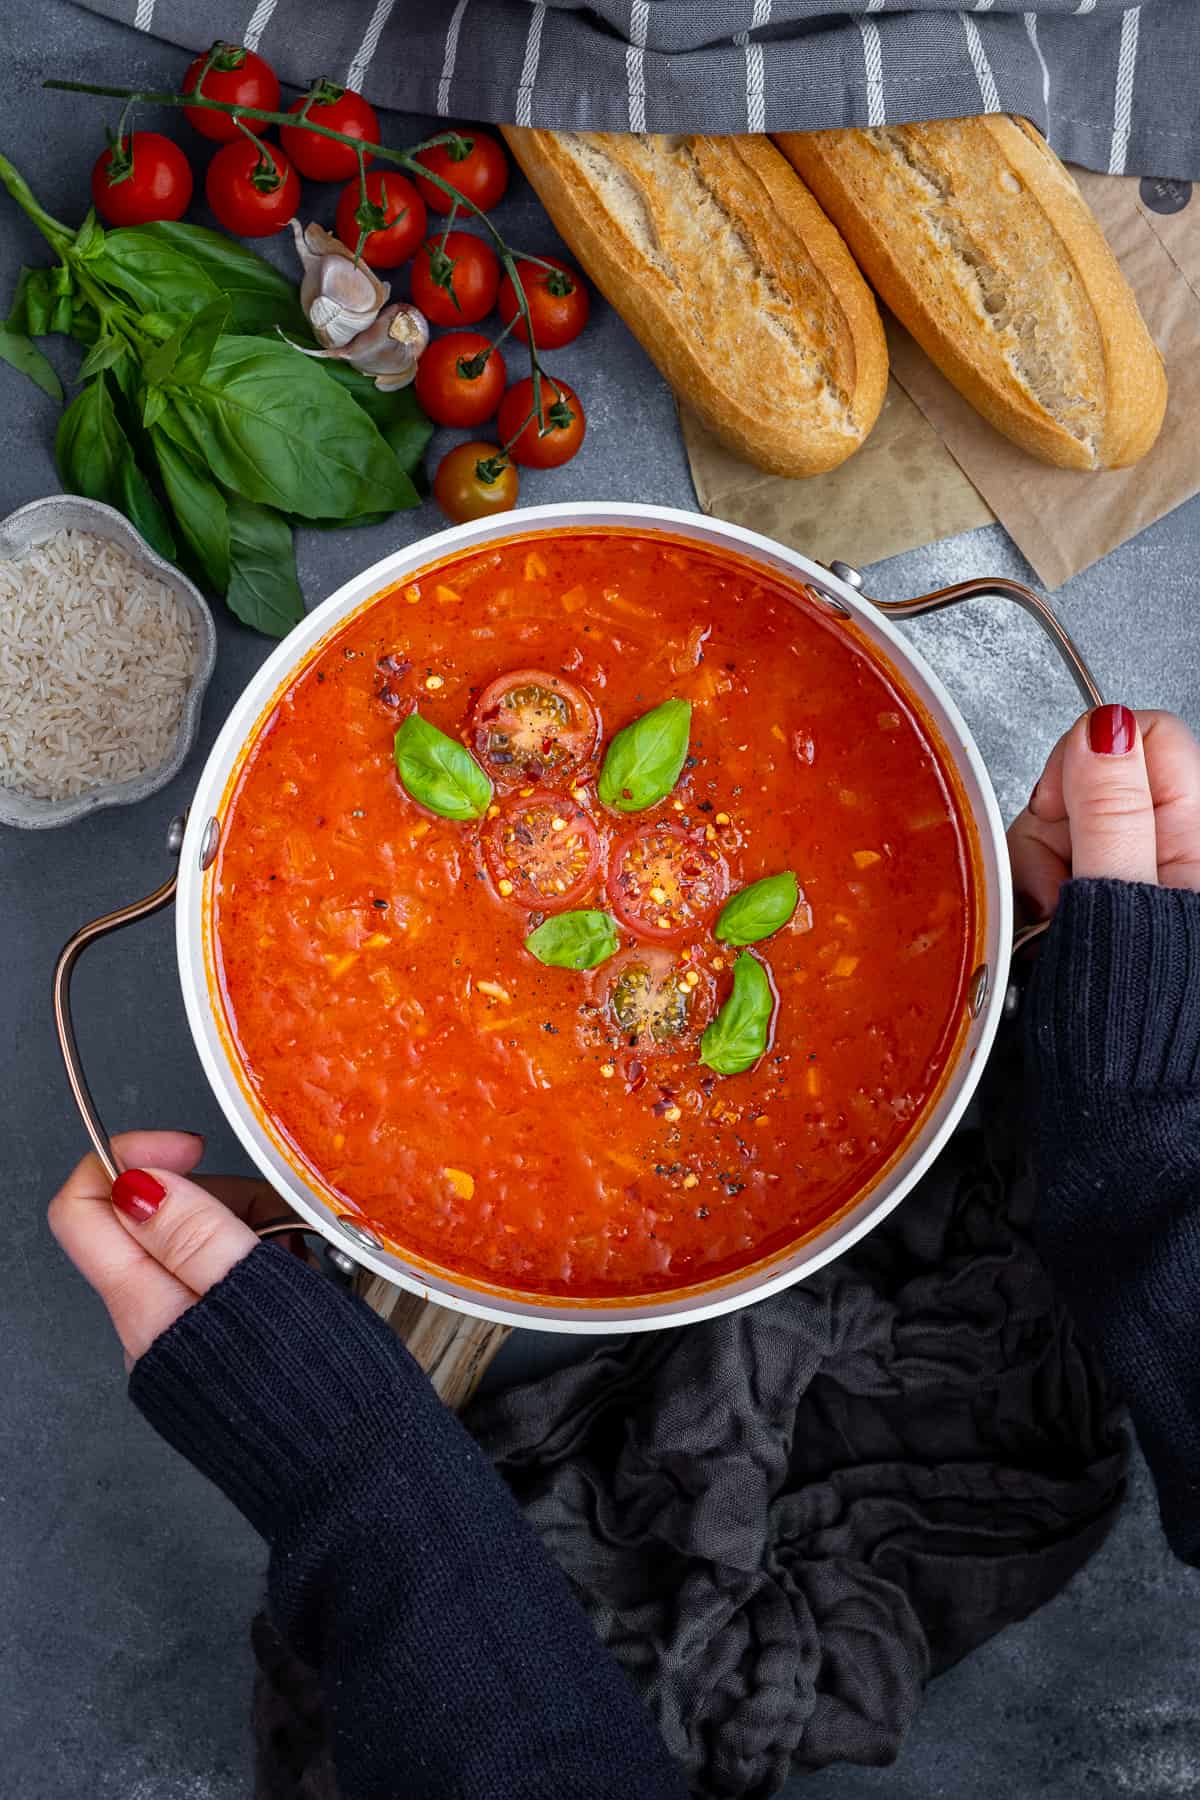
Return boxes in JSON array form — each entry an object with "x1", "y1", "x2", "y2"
[
  {"x1": 433, "y1": 443, "x2": 519, "y2": 524},
  {"x1": 497, "y1": 377, "x2": 585, "y2": 469},
  {"x1": 183, "y1": 45, "x2": 280, "y2": 142},
  {"x1": 483, "y1": 795, "x2": 601, "y2": 911},
  {"x1": 498, "y1": 256, "x2": 589, "y2": 349},
  {"x1": 605, "y1": 948, "x2": 714, "y2": 1057},
  {"x1": 334, "y1": 171, "x2": 427, "y2": 268},
  {"x1": 471, "y1": 669, "x2": 599, "y2": 788},
  {"x1": 607, "y1": 824, "x2": 729, "y2": 943},
  {"x1": 415, "y1": 333, "x2": 506, "y2": 428},
  {"x1": 281, "y1": 86, "x2": 380, "y2": 182},
  {"x1": 414, "y1": 132, "x2": 509, "y2": 214},
  {"x1": 91, "y1": 133, "x2": 193, "y2": 227},
  {"x1": 205, "y1": 139, "x2": 300, "y2": 237},
  {"x1": 410, "y1": 232, "x2": 500, "y2": 327}
]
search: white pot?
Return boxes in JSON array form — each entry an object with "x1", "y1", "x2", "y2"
[{"x1": 171, "y1": 503, "x2": 1088, "y2": 1334}]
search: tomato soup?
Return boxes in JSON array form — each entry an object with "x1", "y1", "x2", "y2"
[{"x1": 212, "y1": 530, "x2": 979, "y2": 1301}]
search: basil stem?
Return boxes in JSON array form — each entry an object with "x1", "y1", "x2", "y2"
[
  {"x1": 597, "y1": 697, "x2": 691, "y2": 813},
  {"x1": 715, "y1": 871, "x2": 799, "y2": 946},
  {"x1": 525, "y1": 910, "x2": 619, "y2": 970},
  {"x1": 394, "y1": 712, "x2": 492, "y2": 821},
  {"x1": 700, "y1": 952, "x2": 775, "y2": 1076}
]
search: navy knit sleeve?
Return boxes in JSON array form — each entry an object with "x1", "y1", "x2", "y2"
[
  {"x1": 129, "y1": 1244, "x2": 687, "y2": 1800},
  {"x1": 1027, "y1": 878, "x2": 1200, "y2": 1565}
]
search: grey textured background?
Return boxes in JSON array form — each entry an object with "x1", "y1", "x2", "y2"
[{"x1": 2, "y1": 3, "x2": 1198, "y2": 1795}]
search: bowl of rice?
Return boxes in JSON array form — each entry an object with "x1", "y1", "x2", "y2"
[{"x1": 0, "y1": 495, "x2": 217, "y2": 829}]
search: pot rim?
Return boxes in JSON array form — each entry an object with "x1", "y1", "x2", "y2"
[{"x1": 176, "y1": 501, "x2": 1012, "y2": 1333}]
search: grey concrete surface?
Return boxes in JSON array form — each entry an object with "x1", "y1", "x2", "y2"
[{"x1": 2, "y1": 3, "x2": 1198, "y2": 1796}]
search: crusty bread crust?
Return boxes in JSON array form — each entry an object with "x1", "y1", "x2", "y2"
[
  {"x1": 774, "y1": 118, "x2": 1166, "y2": 471},
  {"x1": 501, "y1": 128, "x2": 888, "y2": 478}
]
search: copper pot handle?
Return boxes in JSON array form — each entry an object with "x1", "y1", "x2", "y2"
[
  {"x1": 827, "y1": 564, "x2": 1104, "y2": 954},
  {"x1": 52, "y1": 815, "x2": 297, "y2": 1241}
]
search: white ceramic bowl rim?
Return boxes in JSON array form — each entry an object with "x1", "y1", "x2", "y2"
[
  {"x1": 0, "y1": 495, "x2": 217, "y2": 830},
  {"x1": 176, "y1": 502, "x2": 1012, "y2": 1334}
]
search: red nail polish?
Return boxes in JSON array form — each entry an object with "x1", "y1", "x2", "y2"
[
  {"x1": 1088, "y1": 704, "x2": 1136, "y2": 756},
  {"x1": 112, "y1": 1168, "x2": 166, "y2": 1223}
]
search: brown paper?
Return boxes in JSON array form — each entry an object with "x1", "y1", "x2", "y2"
[{"x1": 682, "y1": 170, "x2": 1200, "y2": 590}]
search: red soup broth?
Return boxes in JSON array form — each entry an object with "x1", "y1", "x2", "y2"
[{"x1": 211, "y1": 530, "x2": 980, "y2": 1301}]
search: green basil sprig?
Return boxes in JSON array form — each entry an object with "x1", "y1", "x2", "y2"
[
  {"x1": 700, "y1": 953, "x2": 775, "y2": 1076},
  {"x1": 597, "y1": 698, "x2": 691, "y2": 813},
  {"x1": 716, "y1": 871, "x2": 799, "y2": 946},
  {"x1": 394, "y1": 713, "x2": 492, "y2": 821},
  {"x1": 525, "y1": 910, "x2": 619, "y2": 970}
]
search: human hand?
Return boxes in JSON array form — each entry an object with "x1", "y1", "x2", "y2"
[
  {"x1": 49, "y1": 1132, "x2": 287, "y2": 1366},
  {"x1": 1008, "y1": 705, "x2": 1200, "y2": 920}
]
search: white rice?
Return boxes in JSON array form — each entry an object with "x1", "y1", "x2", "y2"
[{"x1": 0, "y1": 529, "x2": 199, "y2": 802}]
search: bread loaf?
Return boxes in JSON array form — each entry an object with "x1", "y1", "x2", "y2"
[
  {"x1": 774, "y1": 118, "x2": 1166, "y2": 470},
  {"x1": 501, "y1": 129, "x2": 888, "y2": 478}
]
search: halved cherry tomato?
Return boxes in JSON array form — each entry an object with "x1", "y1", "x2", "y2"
[
  {"x1": 498, "y1": 256, "x2": 589, "y2": 349},
  {"x1": 410, "y1": 232, "x2": 500, "y2": 327},
  {"x1": 497, "y1": 377, "x2": 585, "y2": 469},
  {"x1": 281, "y1": 84, "x2": 380, "y2": 182},
  {"x1": 334, "y1": 171, "x2": 427, "y2": 268},
  {"x1": 483, "y1": 795, "x2": 600, "y2": 911},
  {"x1": 471, "y1": 669, "x2": 599, "y2": 787},
  {"x1": 605, "y1": 948, "x2": 715, "y2": 1056},
  {"x1": 415, "y1": 333, "x2": 506, "y2": 428},
  {"x1": 415, "y1": 132, "x2": 509, "y2": 215},
  {"x1": 607, "y1": 824, "x2": 729, "y2": 943},
  {"x1": 205, "y1": 139, "x2": 300, "y2": 237},
  {"x1": 183, "y1": 44, "x2": 280, "y2": 142},
  {"x1": 433, "y1": 443, "x2": 519, "y2": 524},
  {"x1": 91, "y1": 133, "x2": 193, "y2": 227}
]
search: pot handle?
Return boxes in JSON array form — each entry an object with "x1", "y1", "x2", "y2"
[
  {"x1": 52, "y1": 818, "x2": 296, "y2": 1240},
  {"x1": 827, "y1": 566, "x2": 1104, "y2": 954}
]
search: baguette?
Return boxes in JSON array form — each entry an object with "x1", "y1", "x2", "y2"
[
  {"x1": 501, "y1": 129, "x2": 887, "y2": 478},
  {"x1": 774, "y1": 118, "x2": 1166, "y2": 471}
]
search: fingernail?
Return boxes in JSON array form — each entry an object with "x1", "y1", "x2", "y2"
[
  {"x1": 1088, "y1": 704, "x2": 1136, "y2": 756},
  {"x1": 112, "y1": 1168, "x2": 166, "y2": 1223}
]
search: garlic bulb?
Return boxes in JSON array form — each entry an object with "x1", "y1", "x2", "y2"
[
  {"x1": 280, "y1": 302, "x2": 431, "y2": 391},
  {"x1": 290, "y1": 219, "x2": 390, "y2": 349}
]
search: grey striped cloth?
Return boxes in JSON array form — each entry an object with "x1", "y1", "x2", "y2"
[{"x1": 80, "y1": 2, "x2": 1199, "y2": 180}]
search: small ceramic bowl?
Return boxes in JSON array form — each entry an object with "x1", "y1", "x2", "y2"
[{"x1": 0, "y1": 494, "x2": 217, "y2": 830}]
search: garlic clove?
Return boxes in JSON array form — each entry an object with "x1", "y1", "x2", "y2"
[
  {"x1": 290, "y1": 218, "x2": 390, "y2": 349},
  {"x1": 277, "y1": 302, "x2": 430, "y2": 390}
]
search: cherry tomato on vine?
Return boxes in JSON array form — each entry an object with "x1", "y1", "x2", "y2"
[
  {"x1": 498, "y1": 256, "x2": 589, "y2": 349},
  {"x1": 205, "y1": 139, "x2": 300, "y2": 237},
  {"x1": 281, "y1": 83, "x2": 379, "y2": 182},
  {"x1": 497, "y1": 377, "x2": 586, "y2": 469},
  {"x1": 182, "y1": 44, "x2": 280, "y2": 142},
  {"x1": 434, "y1": 443, "x2": 519, "y2": 524},
  {"x1": 410, "y1": 232, "x2": 500, "y2": 326},
  {"x1": 415, "y1": 333, "x2": 507, "y2": 428},
  {"x1": 91, "y1": 133, "x2": 194, "y2": 227},
  {"x1": 414, "y1": 131, "x2": 509, "y2": 215},
  {"x1": 334, "y1": 170, "x2": 427, "y2": 268}
]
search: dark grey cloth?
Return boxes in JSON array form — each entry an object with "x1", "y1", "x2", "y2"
[
  {"x1": 76, "y1": 1, "x2": 1200, "y2": 179},
  {"x1": 468, "y1": 1020, "x2": 1127, "y2": 1796}
]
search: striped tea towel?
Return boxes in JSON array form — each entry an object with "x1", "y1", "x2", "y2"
[{"x1": 81, "y1": 2, "x2": 1200, "y2": 181}]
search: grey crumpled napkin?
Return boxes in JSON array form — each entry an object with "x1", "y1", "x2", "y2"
[{"x1": 468, "y1": 1023, "x2": 1127, "y2": 1795}]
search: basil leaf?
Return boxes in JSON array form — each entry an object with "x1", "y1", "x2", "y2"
[
  {"x1": 56, "y1": 374, "x2": 175, "y2": 561},
  {"x1": 93, "y1": 222, "x2": 307, "y2": 336},
  {"x1": 0, "y1": 324, "x2": 62, "y2": 399},
  {"x1": 141, "y1": 385, "x2": 168, "y2": 429},
  {"x1": 73, "y1": 210, "x2": 106, "y2": 261},
  {"x1": 715, "y1": 871, "x2": 799, "y2": 946},
  {"x1": 169, "y1": 335, "x2": 415, "y2": 522},
  {"x1": 315, "y1": 362, "x2": 433, "y2": 495},
  {"x1": 144, "y1": 299, "x2": 230, "y2": 389},
  {"x1": 153, "y1": 429, "x2": 230, "y2": 594},
  {"x1": 526, "y1": 910, "x2": 619, "y2": 970},
  {"x1": 394, "y1": 712, "x2": 492, "y2": 821},
  {"x1": 597, "y1": 697, "x2": 692, "y2": 813},
  {"x1": 700, "y1": 953, "x2": 776, "y2": 1076},
  {"x1": 76, "y1": 335, "x2": 126, "y2": 381},
  {"x1": 225, "y1": 497, "x2": 305, "y2": 638}
]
